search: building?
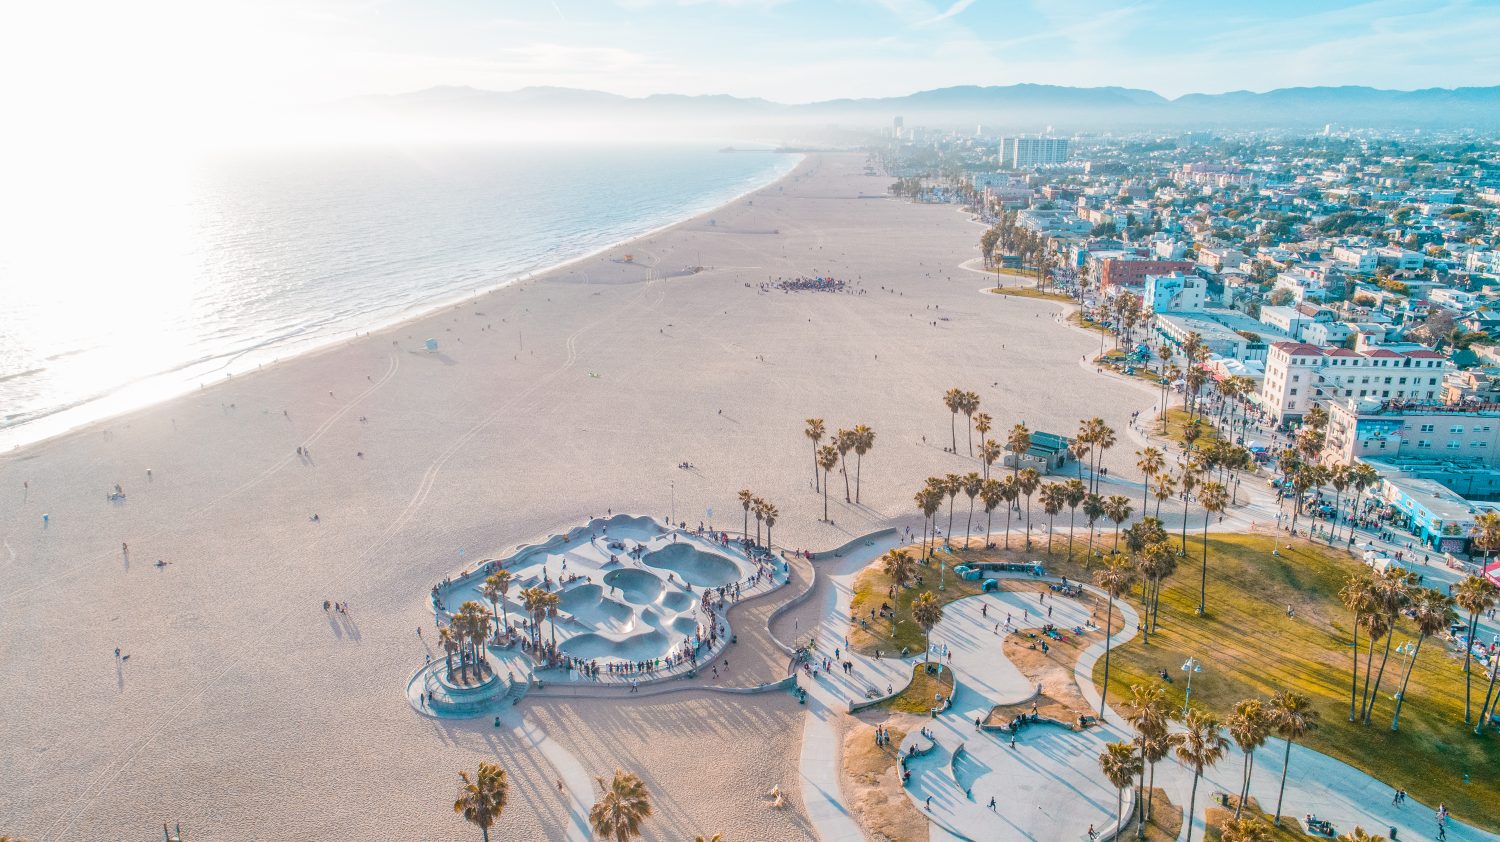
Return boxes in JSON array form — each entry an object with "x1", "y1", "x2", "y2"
[
  {"x1": 1378, "y1": 475, "x2": 1498, "y2": 553},
  {"x1": 1143, "y1": 273, "x2": 1207, "y2": 313},
  {"x1": 1259, "y1": 342, "x2": 1453, "y2": 422},
  {"x1": 1098, "y1": 258, "x2": 1196, "y2": 289},
  {"x1": 1324, "y1": 398, "x2": 1500, "y2": 466},
  {"x1": 1003, "y1": 137, "x2": 1070, "y2": 169},
  {"x1": 1001, "y1": 430, "x2": 1074, "y2": 475},
  {"x1": 1332, "y1": 246, "x2": 1378, "y2": 273}
]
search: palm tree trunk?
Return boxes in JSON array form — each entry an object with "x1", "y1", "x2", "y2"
[
  {"x1": 1004, "y1": 505, "x2": 1013, "y2": 549},
  {"x1": 1273, "y1": 739, "x2": 1292, "y2": 825},
  {"x1": 1067, "y1": 509, "x2": 1077, "y2": 560},
  {"x1": 966, "y1": 498, "x2": 976, "y2": 549},
  {"x1": 951, "y1": 413, "x2": 957, "y2": 452},
  {"x1": 1184, "y1": 772, "x2": 1201, "y2": 842},
  {"x1": 1136, "y1": 750, "x2": 1149, "y2": 838},
  {"x1": 1180, "y1": 495, "x2": 1190, "y2": 553},
  {"x1": 1475, "y1": 658, "x2": 1500, "y2": 735},
  {"x1": 1357, "y1": 633, "x2": 1378, "y2": 720},
  {"x1": 946, "y1": 499, "x2": 956, "y2": 547},
  {"x1": 855, "y1": 453, "x2": 863, "y2": 503},
  {"x1": 1098, "y1": 595, "x2": 1115, "y2": 719},
  {"x1": 1363, "y1": 629, "x2": 1396, "y2": 724},
  {"x1": 1024, "y1": 497, "x2": 1032, "y2": 547},
  {"x1": 1464, "y1": 612, "x2": 1480, "y2": 723},
  {"x1": 985, "y1": 509, "x2": 994, "y2": 549},
  {"x1": 812, "y1": 443, "x2": 819, "y2": 491},
  {"x1": 841, "y1": 454, "x2": 852, "y2": 503},
  {"x1": 1349, "y1": 614, "x2": 1361, "y2": 721},
  {"x1": 822, "y1": 474, "x2": 829, "y2": 521},
  {"x1": 1234, "y1": 752, "x2": 1251, "y2": 819},
  {"x1": 1390, "y1": 634, "x2": 1425, "y2": 731},
  {"x1": 1046, "y1": 514, "x2": 1055, "y2": 554},
  {"x1": 1146, "y1": 762, "x2": 1158, "y2": 835},
  {"x1": 1198, "y1": 513, "x2": 1210, "y2": 615}
]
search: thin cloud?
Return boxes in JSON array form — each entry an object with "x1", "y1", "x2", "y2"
[{"x1": 918, "y1": 0, "x2": 977, "y2": 25}]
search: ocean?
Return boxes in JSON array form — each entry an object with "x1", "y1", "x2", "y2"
[{"x1": 0, "y1": 143, "x2": 799, "y2": 451}]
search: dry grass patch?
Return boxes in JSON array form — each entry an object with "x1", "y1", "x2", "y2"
[
  {"x1": 841, "y1": 720, "x2": 927, "y2": 842},
  {"x1": 883, "y1": 662, "x2": 956, "y2": 714},
  {"x1": 1203, "y1": 797, "x2": 1305, "y2": 841}
]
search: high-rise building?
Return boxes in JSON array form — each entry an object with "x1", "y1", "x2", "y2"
[
  {"x1": 1001, "y1": 137, "x2": 1070, "y2": 169},
  {"x1": 892, "y1": 116, "x2": 904, "y2": 138}
]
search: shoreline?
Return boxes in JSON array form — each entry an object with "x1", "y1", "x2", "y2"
[{"x1": 0, "y1": 150, "x2": 805, "y2": 457}]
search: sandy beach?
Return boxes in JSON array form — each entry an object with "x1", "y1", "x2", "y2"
[{"x1": 0, "y1": 152, "x2": 1156, "y2": 840}]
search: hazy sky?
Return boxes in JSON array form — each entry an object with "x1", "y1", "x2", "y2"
[{"x1": 4, "y1": 0, "x2": 1498, "y2": 127}]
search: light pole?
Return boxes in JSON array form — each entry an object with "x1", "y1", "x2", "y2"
[
  {"x1": 670, "y1": 480, "x2": 676, "y2": 526},
  {"x1": 1181, "y1": 657, "x2": 1203, "y2": 715}
]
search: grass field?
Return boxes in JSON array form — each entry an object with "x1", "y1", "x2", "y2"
[
  {"x1": 848, "y1": 545, "x2": 989, "y2": 655},
  {"x1": 1160, "y1": 406, "x2": 1223, "y2": 448},
  {"x1": 1091, "y1": 532, "x2": 1500, "y2": 833},
  {"x1": 989, "y1": 285, "x2": 1074, "y2": 304},
  {"x1": 884, "y1": 662, "x2": 957, "y2": 714}
]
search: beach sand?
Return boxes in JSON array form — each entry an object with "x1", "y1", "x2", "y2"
[{"x1": 0, "y1": 152, "x2": 1155, "y2": 840}]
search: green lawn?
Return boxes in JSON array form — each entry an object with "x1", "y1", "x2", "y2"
[
  {"x1": 989, "y1": 285, "x2": 1073, "y2": 304},
  {"x1": 848, "y1": 544, "x2": 989, "y2": 655},
  {"x1": 1068, "y1": 311, "x2": 1113, "y2": 335},
  {"x1": 1160, "y1": 406, "x2": 1222, "y2": 448},
  {"x1": 883, "y1": 662, "x2": 957, "y2": 714},
  {"x1": 1093, "y1": 532, "x2": 1500, "y2": 832}
]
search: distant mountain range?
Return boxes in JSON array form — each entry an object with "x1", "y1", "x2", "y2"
[{"x1": 341, "y1": 83, "x2": 1500, "y2": 132}]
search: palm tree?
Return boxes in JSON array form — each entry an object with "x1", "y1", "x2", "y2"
[
  {"x1": 919, "y1": 482, "x2": 944, "y2": 559},
  {"x1": 1339, "y1": 571, "x2": 1375, "y2": 722},
  {"x1": 881, "y1": 549, "x2": 917, "y2": 590},
  {"x1": 1455, "y1": 574, "x2": 1500, "y2": 724},
  {"x1": 1093, "y1": 554, "x2": 1139, "y2": 718},
  {"x1": 817, "y1": 445, "x2": 839, "y2": 521},
  {"x1": 520, "y1": 586, "x2": 548, "y2": 651},
  {"x1": 1018, "y1": 468, "x2": 1041, "y2": 547},
  {"x1": 980, "y1": 478, "x2": 1003, "y2": 549},
  {"x1": 1267, "y1": 690, "x2": 1319, "y2": 826},
  {"x1": 1006, "y1": 423, "x2": 1032, "y2": 478},
  {"x1": 1104, "y1": 495, "x2": 1133, "y2": 551},
  {"x1": 481, "y1": 571, "x2": 512, "y2": 641},
  {"x1": 1361, "y1": 566, "x2": 1413, "y2": 724},
  {"x1": 998, "y1": 475, "x2": 1020, "y2": 549},
  {"x1": 1039, "y1": 483, "x2": 1067, "y2": 555},
  {"x1": 835, "y1": 428, "x2": 856, "y2": 503},
  {"x1": 974, "y1": 412, "x2": 993, "y2": 463},
  {"x1": 1135, "y1": 447, "x2": 1164, "y2": 512},
  {"x1": 961, "y1": 472, "x2": 982, "y2": 548},
  {"x1": 1227, "y1": 699, "x2": 1270, "y2": 820},
  {"x1": 1151, "y1": 472, "x2": 1176, "y2": 519},
  {"x1": 1348, "y1": 462, "x2": 1380, "y2": 539},
  {"x1": 438, "y1": 625, "x2": 459, "y2": 675},
  {"x1": 1124, "y1": 683, "x2": 1171, "y2": 835},
  {"x1": 762, "y1": 503, "x2": 779, "y2": 550},
  {"x1": 942, "y1": 473, "x2": 962, "y2": 546},
  {"x1": 1063, "y1": 479, "x2": 1086, "y2": 561},
  {"x1": 1173, "y1": 707, "x2": 1229, "y2": 842},
  {"x1": 852, "y1": 424, "x2": 875, "y2": 503},
  {"x1": 912, "y1": 592, "x2": 942, "y2": 664},
  {"x1": 1085, "y1": 418, "x2": 1117, "y2": 494},
  {"x1": 961, "y1": 391, "x2": 980, "y2": 456},
  {"x1": 979, "y1": 438, "x2": 1002, "y2": 481},
  {"x1": 1099, "y1": 742, "x2": 1142, "y2": 838},
  {"x1": 1082, "y1": 493, "x2": 1106, "y2": 564},
  {"x1": 738, "y1": 489, "x2": 754, "y2": 540},
  {"x1": 1477, "y1": 647, "x2": 1500, "y2": 735},
  {"x1": 1326, "y1": 464, "x2": 1351, "y2": 544},
  {"x1": 1391, "y1": 587, "x2": 1455, "y2": 731},
  {"x1": 752, "y1": 497, "x2": 767, "y2": 545},
  {"x1": 943, "y1": 388, "x2": 965, "y2": 452},
  {"x1": 1218, "y1": 816, "x2": 1271, "y2": 842},
  {"x1": 1196, "y1": 481, "x2": 1228, "y2": 616},
  {"x1": 454, "y1": 762, "x2": 509, "y2": 841},
  {"x1": 804, "y1": 418, "x2": 825, "y2": 491},
  {"x1": 590, "y1": 770, "x2": 653, "y2": 842}
]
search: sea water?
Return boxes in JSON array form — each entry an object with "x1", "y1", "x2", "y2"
[{"x1": 0, "y1": 143, "x2": 798, "y2": 450}]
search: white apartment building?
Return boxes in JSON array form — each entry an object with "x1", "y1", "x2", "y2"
[
  {"x1": 1003, "y1": 137, "x2": 1070, "y2": 169},
  {"x1": 1260, "y1": 341, "x2": 1453, "y2": 422},
  {"x1": 1324, "y1": 398, "x2": 1500, "y2": 466},
  {"x1": 1142, "y1": 272, "x2": 1206, "y2": 313},
  {"x1": 1332, "y1": 245, "x2": 1377, "y2": 272},
  {"x1": 1376, "y1": 246, "x2": 1425, "y2": 272}
]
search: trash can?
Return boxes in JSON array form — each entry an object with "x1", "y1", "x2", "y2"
[{"x1": 1389, "y1": 827, "x2": 1397, "y2": 840}]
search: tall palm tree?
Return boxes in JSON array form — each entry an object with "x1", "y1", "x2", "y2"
[
  {"x1": 1477, "y1": 647, "x2": 1500, "y2": 735},
  {"x1": 738, "y1": 489, "x2": 754, "y2": 540},
  {"x1": 834, "y1": 428, "x2": 856, "y2": 503},
  {"x1": 1361, "y1": 567, "x2": 1413, "y2": 724},
  {"x1": 1017, "y1": 468, "x2": 1041, "y2": 548},
  {"x1": 852, "y1": 424, "x2": 875, "y2": 503},
  {"x1": 1093, "y1": 554, "x2": 1139, "y2": 719},
  {"x1": 912, "y1": 592, "x2": 942, "y2": 664},
  {"x1": 961, "y1": 391, "x2": 980, "y2": 456},
  {"x1": 1151, "y1": 472, "x2": 1176, "y2": 520},
  {"x1": 1135, "y1": 447, "x2": 1164, "y2": 512},
  {"x1": 481, "y1": 571, "x2": 512, "y2": 641},
  {"x1": 762, "y1": 503, "x2": 779, "y2": 550},
  {"x1": 1196, "y1": 481, "x2": 1228, "y2": 616},
  {"x1": 942, "y1": 473, "x2": 962, "y2": 546},
  {"x1": 1326, "y1": 464, "x2": 1351, "y2": 544},
  {"x1": 1086, "y1": 418, "x2": 1117, "y2": 494},
  {"x1": 1391, "y1": 587, "x2": 1455, "y2": 731},
  {"x1": 752, "y1": 497, "x2": 767, "y2": 545},
  {"x1": 520, "y1": 586, "x2": 547, "y2": 651},
  {"x1": 1339, "y1": 571, "x2": 1376, "y2": 722},
  {"x1": 1455, "y1": 574, "x2": 1500, "y2": 724},
  {"x1": 943, "y1": 388, "x2": 965, "y2": 452},
  {"x1": 1226, "y1": 699, "x2": 1270, "y2": 820},
  {"x1": 1104, "y1": 495, "x2": 1133, "y2": 551},
  {"x1": 956, "y1": 472, "x2": 980, "y2": 548},
  {"x1": 1267, "y1": 690, "x2": 1318, "y2": 827},
  {"x1": 1006, "y1": 424, "x2": 1032, "y2": 479},
  {"x1": 1082, "y1": 493, "x2": 1106, "y2": 564},
  {"x1": 589, "y1": 770, "x2": 653, "y2": 842},
  {"x1": 817, "y1": 444, "x2": 839, "y2": 521},
  {"x1": 454, "y1": 762, "x2": 509, "y2": 842},
  {"x1": 998, "y1": 476, "x2": 1021, "y2": 549},
  {"x1": 438, "y1": 625, "x2": 459, "y2": 675},
  {"x1": 1039, "y1": 483, "x2": 1067, "y2": 555},
  {"x1": 979, "y1": 478, "x2": 1003, "y2": 549},
  {"x1": 1173, "y1": 708, "x2": 1229, "y2": 842},
  {"x1": 979, "y1": 438, "x2": 1002, "y2": 481},
  {"x1": 974, "y1": 412, "x2": 993, "y2": 464},
  {"x1": 804, "y1": 418, "x2": 825, "y2": 491},
  {"x1": 1099, "y1": 742, "x2": 1142, "y2": 838},
  {"x1": 1124, "y1": 683, "x2": 1171, "y2": 835},
  {"x1": 1348, "y1": 462, "x2": 1380, "y2": 539},
  {"x1": 919, "y1": 482, "x2": 944, "y2": 559},
  {"x1": 1063, "y1": 479, "x2": 1086, "y2": 561}
]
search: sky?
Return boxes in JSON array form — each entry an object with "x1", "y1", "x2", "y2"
[{"x1": 3, "y1": 0, "x2": 1499, "y2": 138}]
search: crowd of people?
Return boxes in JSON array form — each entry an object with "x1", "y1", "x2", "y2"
[{"x1": 759, "y1": 275, "x2": 857, "y2": 293}]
